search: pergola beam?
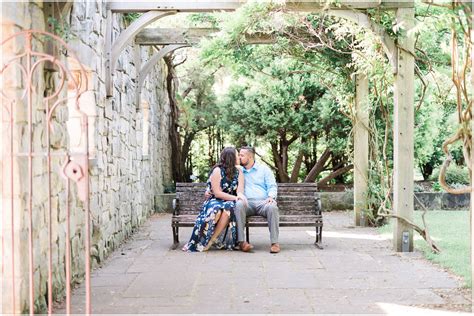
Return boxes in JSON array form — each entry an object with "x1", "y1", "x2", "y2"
[
  {"x1": 135, "y1": 28, "x2": 276, "y2": 45},
  {"x1": 109, "y1": 1, "x2": 414, "y2": 13}
]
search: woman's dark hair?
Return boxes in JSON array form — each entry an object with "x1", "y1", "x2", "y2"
[{"x1": 215, "y1": 147, "x2": 237, "y2": 181}]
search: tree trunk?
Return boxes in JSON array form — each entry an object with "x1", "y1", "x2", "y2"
[
  {"x1": 304, "y1": 135, "x2": 318, "y2": 173},
  {"x1": 208, "y1": 126, "x2": 215, "y2": 167},
  {"x1": 289, "y1": 150, "x2": 304, "y2": 183},
  {"x1": 317, "y1": 164, "x2": 354, "y2": 186},
  {"x1": 271, "y1": 142, "x2": 289, "y2": 182},
  {"x1": 182, "y1": 131, "x2": 196, "y2": 181},
  {"x1": 420, "y1": 163, "x2": 434, "y2": 181},
  {"x1": 164, "y1": 55, "x2": 187, "y2": 182},
  {"x1": 304, "y1": 148, "x2": 331, "y2": 182},
  {"x1": 281, "y1": 141, "x2": 289, "y2": 175},
  {"x1": 330, "y1": 153, "x2": 348, "y2": 183}
]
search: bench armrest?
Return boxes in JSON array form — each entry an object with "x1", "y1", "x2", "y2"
[
  {"x1": 314, "y1": 196, "x2": 322, "y2": 216},
  {"x1": 172, "y1": 198, "x2": 180, "y2": 216}
]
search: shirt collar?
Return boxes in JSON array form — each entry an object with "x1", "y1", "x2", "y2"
[{"x1": 243, "y1": 162, "x2": 258, "y2": 173}]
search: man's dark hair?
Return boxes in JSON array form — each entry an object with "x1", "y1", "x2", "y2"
[{"x1": 240, "y1": 145, "x2": 255, "y2": 157}]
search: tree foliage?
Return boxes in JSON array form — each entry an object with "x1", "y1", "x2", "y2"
[{"x1": 163, "y1": 1, "x2": 470, "y2": 237}]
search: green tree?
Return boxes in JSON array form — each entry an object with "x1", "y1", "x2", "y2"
[
  {"x1": 165, "y1": 49, "x2": 219, "y2": 183},
  {"x1": 216, "y1": 55, "x2": 352, "y2": 183},
  {"x1": 197, "y1": 3, "x2": 359, "y2": 183}
]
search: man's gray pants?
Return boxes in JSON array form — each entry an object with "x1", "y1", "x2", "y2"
[{"x1": 235, "y1": 199, "x2": 279, "y2": 244}]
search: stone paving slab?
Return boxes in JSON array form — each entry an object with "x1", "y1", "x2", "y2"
[{"x1": 55, "y1": 211, "x2": 472, "y2": 314}]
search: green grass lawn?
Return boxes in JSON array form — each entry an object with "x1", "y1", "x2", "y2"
[{"x1": 378, "y1": 210, "x2": 471, "y2": 288}]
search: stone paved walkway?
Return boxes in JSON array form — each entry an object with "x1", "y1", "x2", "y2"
[{"x1": 58, "y1": 211, "x2": 471, "y2": 314}]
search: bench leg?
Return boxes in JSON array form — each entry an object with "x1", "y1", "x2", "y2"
[
  {"x1": 171, "y1": 226, "x2": 179, "y2": 250},
  {"x1": 314, "y1": 224, "x2": 323, "y2": 249},
  {"x1": 246, "y1": 225, "x2": 250, "y2": 243}
]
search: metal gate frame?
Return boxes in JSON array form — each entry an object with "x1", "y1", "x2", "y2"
[{"x1": 1, "y1": 30, "x2": 91, "y2": 315}]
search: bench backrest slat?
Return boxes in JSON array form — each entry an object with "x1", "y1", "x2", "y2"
[{"x1": 175, "y1": 182, "x2": 318, "y2": 215}]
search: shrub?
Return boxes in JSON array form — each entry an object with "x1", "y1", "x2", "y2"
[
  {"x1": 431, "y1": 181, "x2": 442, "y2": 192},
  {"x1": 431, "y1": 163, "x2": 470, "y2": 186}
]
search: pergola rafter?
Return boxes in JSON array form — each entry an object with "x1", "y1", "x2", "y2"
[
  {"x1": 134, "y1": 29, "x2": 275, "y2": 101},
  {"x1": 135, "y1": 28, "x2": 276, "y2": 45},
  {"x1": 105, "y1": 0, "x2": 416, "y2": 252},
  {"x1": 136, "y1": 28, "x2": 219, "y2": 45},
  {"x1": 106, "y1": 1, "x2": 413, "y2": 96},
  {"x1": 108, "y1": 1, "x2": 414, "y2": 12}
]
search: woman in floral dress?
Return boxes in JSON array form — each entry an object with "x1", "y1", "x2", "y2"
[{"x1": 183, "y1": 147, "x2": 247, "y2": 252}]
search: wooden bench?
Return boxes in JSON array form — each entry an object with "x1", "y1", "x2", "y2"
[{"x1": 171, "y1": 182, "x2": 323, "y2": 249}]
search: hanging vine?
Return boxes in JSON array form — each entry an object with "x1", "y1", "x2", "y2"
[{"x1": 438, "y1": 3, "x2": 472, "y2": 194}]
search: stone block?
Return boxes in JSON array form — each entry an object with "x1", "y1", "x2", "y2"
[
  {"x1": 73, "y1": 1, "x2": 86, "y2": 21},
  {"x1": 111, "y1": 138, "x2": 121, "y2": 157},
  {"x1": 104, "y1": 100, "x2": 114, "y2": 120},
  {"x1": 414, "y1": 192, "x2": 441, "y2": 210},
  {"x1": 440, "y1": 192, "x2": 470, "y2": 209},
  {"x1": 119, "y1": 117, "x2": 129, "y2": 135},
  {"x1": 319, "y1": 192, "x2": 354, "y2": 211}
]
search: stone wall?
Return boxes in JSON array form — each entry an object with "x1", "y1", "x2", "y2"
[
  {"x1": 1, "y1": 1, "x2": 172, "y2": 313},
  {"x1": 69, "y1": 0, "x2": 173, "y2": 264}
]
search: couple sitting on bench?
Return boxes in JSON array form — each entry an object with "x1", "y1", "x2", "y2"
[{"x1": 182, "y1": 146, "x2": 281, "y2": 254}]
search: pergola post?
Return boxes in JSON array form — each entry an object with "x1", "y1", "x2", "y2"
[
  {"x1": 470, "y1": 1, "x2": 474, "y2": 309},
  {"x1": 393, "y1": 7, "x2": 415, "y2": 252},
  {"x1": 354, "y1": 74, "x2": 369, "y2": 226}
]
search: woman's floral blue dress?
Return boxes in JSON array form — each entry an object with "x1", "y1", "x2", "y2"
[{"x1": 183, "y1": 168, "x2": 239, "y2": 252}]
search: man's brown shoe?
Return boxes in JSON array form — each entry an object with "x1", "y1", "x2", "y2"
[
  {"x1": 270, "y1": 243, "x2": 280, "y2": 253},
  {"x1": 239, "y1": 241, "x2": 253, "y2": 252}
]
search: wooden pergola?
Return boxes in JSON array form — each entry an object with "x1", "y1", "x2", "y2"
[{"x1": 105, "y1": 0, "x2": 416, "y2": 252}]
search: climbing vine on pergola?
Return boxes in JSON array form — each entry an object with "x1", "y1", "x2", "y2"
[{"x1": 103, "y1": 0, "x2": 453, "y2": 253}]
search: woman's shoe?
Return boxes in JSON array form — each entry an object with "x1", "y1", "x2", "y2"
[{"x1": 203, "y1": 238, "x2": 217, "y2": 251}]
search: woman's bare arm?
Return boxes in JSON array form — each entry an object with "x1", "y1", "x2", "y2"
[
  {"x1": 210, "y1": 167, "x2": 238, "y2": 201},
  {"x1": 237, "y1": 169, "x2": 245, "y2": 195},
  {"x1": 236, "y1": 169, "x2": 248, "y2": 206}
]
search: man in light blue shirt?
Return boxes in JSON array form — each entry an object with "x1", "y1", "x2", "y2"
[{"x1": 236, "y1": 146, "x2": 280, "y2": 253}]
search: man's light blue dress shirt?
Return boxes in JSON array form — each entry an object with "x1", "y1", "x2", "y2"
[{"x1": 242, "y1": 162, "x2": 277, "y2": 200}]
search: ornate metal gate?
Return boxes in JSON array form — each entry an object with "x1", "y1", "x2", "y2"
[{"x1": 1, "y1": 30, "x2": 91, "y2": 314}]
